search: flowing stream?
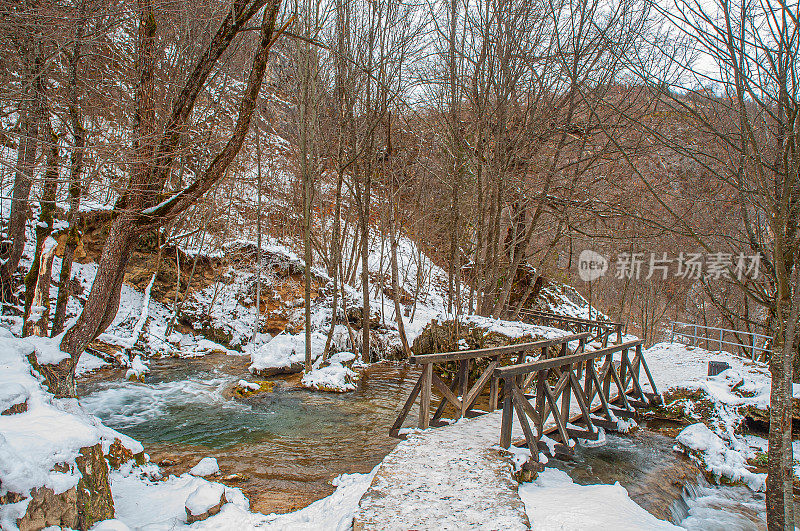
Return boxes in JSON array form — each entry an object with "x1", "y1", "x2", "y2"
[{"x1": 78, "y1": 355, "x2": 766, "y2": 527}]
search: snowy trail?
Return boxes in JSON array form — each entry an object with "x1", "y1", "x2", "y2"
[{"x1": 353, "y1": 411, "x2": 530, "y2": 530}]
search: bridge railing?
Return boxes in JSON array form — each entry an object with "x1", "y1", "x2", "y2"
[
  {"x1": 389, "y1": 332, "x2": 591, "y2": 437},
  {"x1": 516, "y1": 309, "x2": 624, "y2": 347},
  {"x1": 669, "y1": 321, "x2": 771, "y2": 361},
  {"x1": 494, "y1": 339, "x2": 661, "y2": 469}
]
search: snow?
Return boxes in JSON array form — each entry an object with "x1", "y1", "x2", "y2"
[
  {"x1": 189, "y1": 457, "x2": 220, "y2": 477},
  {"x1": 301, "y1": 354, "x2": 359, "y2": 392},
  {"x1": 459, "y1": 314, "x2": 570, "y2": 341},
  {"x1": 75, "y1": 352, "x2": 110, "y2": 376},
  {"x1": 645, "y1": 341, "x2": 772, "y2": 492},
  {"x1": 0, "y1": 332, "x2": 142, "y2": 527},
  {"x1": 249, "y1": 331, "x2": 328, "y2": 374},
  {"x1": 124, "y1": 354, "x2": 149, "y2": 380},
  {"x1": 0, "y1": 383, "x2": 29, "y2": 413},
  {"x1": 28, "y1": 333, "x2": 71, "y2": 365},
  {"x1": 644, "y1": 342, "x2": 770, "y2": 404},
  {"x1": 518, "y1": 468, "x2": 679, "y2": 530},
  {"x1": 354, "y1": 412, "x2": 530, "y2": 530},
  {"x1": 676, "y1": 423, "x2": 766, "y2": 491},
  {"x1": 185, "y1": 482, "x2": 226, "y2": 515},
  {"x1": 237, "y1": 379, "x2": 261, "y2": 391},
  {"x1": 105, "y1": 461, "x2": 376, "y2": 530}
]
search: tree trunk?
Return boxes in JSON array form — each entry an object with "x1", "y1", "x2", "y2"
[
  {"x1": 58, "y1": 0, "x2": 280, "y2": 387},
  {"x1": 23, "y1": 123, "x2": 59, "y2": 336},
  {"x1": 1, "y1": 39, "x2": 45, "y2": 302}
]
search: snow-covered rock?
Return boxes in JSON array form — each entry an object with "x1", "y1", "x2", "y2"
[
  {"x1": 124, "y1": 355, "x2": 149, "y2": 381},
  {"x1": 185, "y1": 482, "x2": 226, "y2": 523},
  {"x1": 0, "y1": 332, "x2": 141, "y2": 529},
  {"x1": 249, "y1": 331, "x2": 327, "y2": 375},
  {"x1": 676, "y1": 423, "x2": 766, "y2": 491},
  {"x1": 519, "y1": 468, "x2": 679, "y2": 530},
  {"x1": 301, "y1": 353, "x2": 359, "y2": 393},
  {"x1": 189, "y1": 457, "x2": 220, "y2": 477}
]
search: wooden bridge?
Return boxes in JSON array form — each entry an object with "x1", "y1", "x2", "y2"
[
  {"x1": 360, "y1": 314, "x2": 661, "y2": 529},
  {"x1": 516, "y1": 308, "x2": 624, "y2": 347},
  {"x1": 390, "y1": 312, "x2": 660, "y2": 469}
]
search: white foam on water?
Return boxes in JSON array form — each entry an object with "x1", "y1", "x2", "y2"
[
  {"x1": 678, "y1": 479, "x2": 766, "y2": 530},
  {"x1": 80, "y1": 376, "x2": 240, "y2": 428}
]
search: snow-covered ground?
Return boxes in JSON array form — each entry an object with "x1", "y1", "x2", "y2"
[
  {"x1": 0, "y1": 330, "x2": 142, "y2": 528},
  {"x1": 107, "y1": 462, "x2": 376, "y2": 530},
  {"x1": 0, "y1": 330, "x2": 379, "y2": 530},
  {"x1": 643, "y1": 341, "x2": 776, "y2": 491},
  {"x1": 519, "y1": 468, "x2": 679, "y2": 530}
]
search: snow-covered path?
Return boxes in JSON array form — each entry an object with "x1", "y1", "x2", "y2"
[{"x1": 353, "y1": 411, "x2": 530, "y2": 530}]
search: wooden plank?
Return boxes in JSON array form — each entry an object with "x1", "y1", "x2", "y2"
[
  {"x1": 543, "y1": 381, "x2": 571, "y2": 445},
  {"x1": 464, "y1": 360, "x2": 499, "y2": 411},
  {"x1": 512, "y1": 386, "x2": 539, "y2": 452},
  {"x1": 622, "y1": 349, "x2": 648, "y2": 403},
  {"x1": 566, "y1": 426, "x2": 600, "y2": 440},
  {"x1": 512, "y1": 385, "x2": 542, "y2": 428},
  {"x1": 431, "y1": 372, "x2": 459, "y2": 424},
  {"x1": 489, "y1": 370, "x2": 499, "y2": 411},
  {"x1": 459, "y1": 359, "x2": 469, "y2": 418},
  {"x1": 637, "y1": 344, "x2": 660, "y2": 397},
  {"x1": 588, "y1": 362, "x2": 614, "y2": 420},
  {"x1": 567, "y1": 368, "x2": 596, "y2": 432},
  {"x1": 390, "y1": 375, "x2": 423, "y2": 436},
  {"x1": 607, "y1": 360, "x2": 632, "y2": 410},
  {"x1": 431, "y1": 372, "x2": 462, "y2": 411},
  {"x1": 535, "y1": 370, "x2": 546, "y2": 437},
  {"x1": 494, "y1": 339, "x2": 645, "y2": 378},
  {"x1": 587, "y1": 417, "x2": 621, "y2": 431},
  {"x1": 519, "y1": 309, "x2": 623, "y2": 329},
  {"x1": 409, "y1": 332, "x2": 591, "y2": 364},
  {"x1": 500, "y1": 379, "x2": 514, "y2": 449},
  {"x1": 419, "y1": 363, "x2": 432, "y2": 429}
]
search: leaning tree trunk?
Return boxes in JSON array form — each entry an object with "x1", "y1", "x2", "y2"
[{"x1": 56, "y1": 0, "x2": 281, "y2": 397}]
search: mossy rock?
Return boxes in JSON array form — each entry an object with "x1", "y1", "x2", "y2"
[{"x1": 230, "y1": 380, "x2": 275, "y2": 398}]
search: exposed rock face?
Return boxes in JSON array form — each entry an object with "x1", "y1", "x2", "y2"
[
  {"x1": 16, "y1": 486, "x2": 79, "y2": 531},
  {"x1": 250, "y1": 361, "x2": 304, "y2": 377},
  {"x1": 106, "y1": 438, "x2": 145, "y2": 469},
  {"x1": 26, "y1": 353, "x2": 76, "y2": 398},
  {"x1": 11, "y1": 443, "x2": 114, "y2": 531},
  {"x1": 75, "y1": 444, "x2": 114, "y2": 529}
]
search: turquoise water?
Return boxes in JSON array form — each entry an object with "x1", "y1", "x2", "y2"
[
  {"x1": 78, "y1": 355, "x2": 421, "y2": 512},
  {"x1": 78, "y1": 355, "x2": 768, "y2": 525}
]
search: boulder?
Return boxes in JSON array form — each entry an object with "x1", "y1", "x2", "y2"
[{"x1": 185, "y1": 483, "x2": 227, "y2": 524}]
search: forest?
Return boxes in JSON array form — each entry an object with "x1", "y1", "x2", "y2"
[{"x1": 0, "y1": 0, "x2": 798, "y2": 529}]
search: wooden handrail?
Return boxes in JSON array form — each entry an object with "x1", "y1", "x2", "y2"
[
  {"x1": 391, "y1": 332, "x2": 591, "y2": 436},
  {"x1": 494, "y1": 339, "x2": 644, "y2": 378},
  {"x1": 496, "y1": 340, "x2": 661, "y2": 469},
  {"x1": 409, "y1": 332, "x2": 591, "y2": 364},
  {"x1": 517, "y1": 309, "x2": 623, "y2": 329}
]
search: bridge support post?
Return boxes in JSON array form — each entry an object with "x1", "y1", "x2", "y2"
[{"x1": 419, "y1": 363, "x2": 432, "y2": 429}]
